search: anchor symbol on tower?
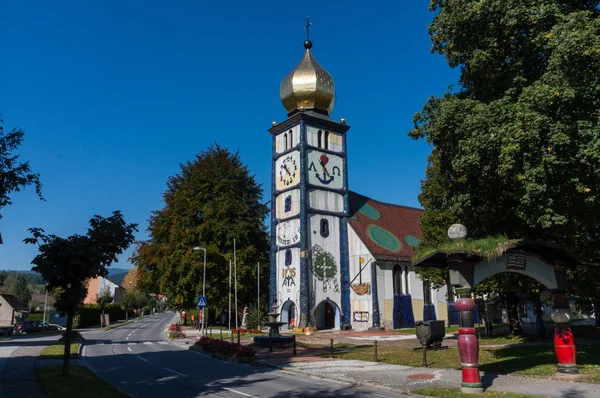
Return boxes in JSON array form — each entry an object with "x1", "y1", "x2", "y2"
[{"x1": 315, "y1": 154, "x2": 334, "y2": 185}]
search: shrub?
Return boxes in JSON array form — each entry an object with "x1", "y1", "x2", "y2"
[
  {"x1": 245, "y1": 308, "x2": 264, "y2": 330},
  {"x1": 75, "y1": 304, "x2": 126, "y2": 328},
  {"x1": 232, "y1": 328, "x2": 247, "y2": 335},
  {"x1": 168, "y1": 330, "x2": 186, "y2": 339},
  {"x1": 246, "y1": 329, "x2": 262, "y2": 334},
  {"x1": 168, "y1": 323, "x2": 181, "y2": 332}
]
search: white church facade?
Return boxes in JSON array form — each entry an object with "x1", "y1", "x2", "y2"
[{"x1": 269, "y1": 37, "x2": 450, "y2": 331}]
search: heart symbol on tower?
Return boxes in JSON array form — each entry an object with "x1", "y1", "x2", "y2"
[{"x1": 320, "y1": 154, "x2": 329, "y2": 165}]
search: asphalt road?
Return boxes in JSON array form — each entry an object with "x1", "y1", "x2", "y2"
[{"x1": 82, "y1": 313, "x2": 407, "y2": 398}]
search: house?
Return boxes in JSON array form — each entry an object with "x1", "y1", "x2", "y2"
[
  {"x1": 0, "y1": 294, "x2": 29, "y2": 326},
  {"x1": 30, "y1": 293, "x2": 56, "y2": 312},
  {"x1": 84, "y1": 275, "x2": 124, "y2": 305}
]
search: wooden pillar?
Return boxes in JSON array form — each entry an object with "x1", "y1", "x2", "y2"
[
  {"x1": 551, "y1": 290, "x2": 578, "y2": 375},
  {"x1": 455, "y1": 287, "x2": 483, "y2": 393}
]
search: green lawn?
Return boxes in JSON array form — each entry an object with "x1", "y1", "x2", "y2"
[
  {"x1": 36, "y1": 367, "x2": 128, "y2": 398},
  {"x1": 412, "y1": 388, "x2": 542, "y2": 397},
  {"x1": 39, "y1": 343, "x2": 81, "y2": 359},
  {"x1": 331, "y1": 342, "x2": 600, "y2": 382}
]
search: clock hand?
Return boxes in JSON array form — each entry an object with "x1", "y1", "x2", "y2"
[{"x1": 280, "y1": 164, "x2": 291, "y2": 175}]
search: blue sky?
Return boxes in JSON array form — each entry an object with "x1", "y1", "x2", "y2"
[{"x1": 0, "y1": 1, "x2": 459, "y2": 271}]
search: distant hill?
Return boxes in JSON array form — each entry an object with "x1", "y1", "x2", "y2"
[{"x1": 107, "y1": 268, "x2": 131, "y2": 286}]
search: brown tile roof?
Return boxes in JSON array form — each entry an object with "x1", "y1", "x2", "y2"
[
  {"x1": 348, "y1": 191, "x2": 423, "y2": 262},
  {"x1": 0, "y1": 294, "x2": 28, "y2": 311},
  {"x1": 30, "y1": 294, "x2": 55, "y2": 306}
]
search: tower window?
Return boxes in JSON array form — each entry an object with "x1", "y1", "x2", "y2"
[
  {"x1": 320, "y1": 218, "x2": 329, "y2": 238},
  {"x1": 405, "y1": 266, "x2": 410, "y2": 294},
  {"x1": 285, "y1": 249, "x2": 292, "y2": 266},
  {"x1": 284, "y1": 196, "x2": 291, "y2": 213},
  {"x1": 289, "y1": 130, "x2": 293, "y2": 148},
  {"x1": 284, "y1": 133, "x2": 288, "y2": 150},
  {"x1": 325, "y1": 131, "x2": 330, "y2": 149},
  {"x1": 317, "y1": 130, "x2": 323, "y2": 148}
]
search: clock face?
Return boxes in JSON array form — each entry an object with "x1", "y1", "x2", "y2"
[
  {"x1": 277, "y1": 219, "x2": 300, "y2": 246},
  {"x1": 307, "y1": 150, "x2": 344, "y2": 190},
  {"x1": 275, "y1": 151, "x2": 300, "y2": 190}
]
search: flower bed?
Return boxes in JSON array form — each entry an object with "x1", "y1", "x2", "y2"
[
  {"x1": 166, "y1": 323, "x2": 186, "y2": 339},
  {"x1": 191, "y1": 336, "x2": 255, "y2": 362},
  {"x1": 231, "y1": 328, "x2": 262, "y2": 335}
]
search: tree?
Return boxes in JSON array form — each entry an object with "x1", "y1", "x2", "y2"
[
  {"x1": 409, "y1": 2, "x2": 600, "y2": 306},
  {"x1": 132, "y1": 144, "x2": 270, "y2": 312},
  {"x1": 24, "y1": 210, "x2": 137, "y2": 375},
  {"x1": 12, "y1": 274, "x2": 32, "y2": 306},
  {"x1": 0, "y1": 116, "x2": 43, "y2": 219},
  {"x1": 121, "y1": 289, "x2": 136, "y2": 321},
  {"x1": 96, "y1": 286, "x2": 113, "y2": 327}
]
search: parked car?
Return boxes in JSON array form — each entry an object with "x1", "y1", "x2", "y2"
[{"x1": 13, "y1": 321, "x2": 44, "y2": 335}]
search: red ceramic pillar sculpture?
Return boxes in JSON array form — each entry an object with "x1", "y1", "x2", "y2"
[
  {"x1": 551, "y1": 291, "x2": 578, "y2": 375},
  {"x1": 455, "y1": 288, "x2": 483, "y2": 393}
]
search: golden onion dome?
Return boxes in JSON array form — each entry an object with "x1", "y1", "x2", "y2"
[{"x1": 280, "y1": 40, "x2": 336, "y2": 116}]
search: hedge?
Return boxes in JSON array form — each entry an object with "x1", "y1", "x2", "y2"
[
  {"x1": 26, "y1": 313, "x2": 47, "y2": 322},
  {"x1": 74, "y1": 304, "x2": 127, "y2": 328}
]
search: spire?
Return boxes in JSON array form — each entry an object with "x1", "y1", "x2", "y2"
[{"x1": 279, "y1": 18, "x2": 336, "y2": 116}]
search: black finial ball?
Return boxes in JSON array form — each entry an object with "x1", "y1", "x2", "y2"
[{"x1": 304, "y1": 40, "x2": 313, "y2": 50}]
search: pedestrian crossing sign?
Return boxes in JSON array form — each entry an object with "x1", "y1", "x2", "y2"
[{"x1": 197, "y1": 296, "x2": 207, "y2": 308}]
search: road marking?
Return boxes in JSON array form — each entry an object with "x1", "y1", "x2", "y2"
[
  {"x1": 128, "y1": 342, "x2": 136, "y2": 346},
  {"x1": 127, "y1": 347, "x2": 132, "y2": 352},
  {"x1": 136, "y1": 355, "x2": 148, "y2": 362},
  {"x1": 222, "y1": 387, "x2": 258, "y2": 398},
  {"x1": 163, "y1": 367, "x2": 187, "y2": 377},
  {"x1": 372, "y1": 394, "x2": 394, "y2": 398},
  {"x1": 143, "y1": 342, "x2": 152, "y2": 345},
  {"x1": 126, "y1": 336, "x2": 129, "y2": 340},
  {"x1": 157, "y1": 342, "x2": 168, "y2": 345}
]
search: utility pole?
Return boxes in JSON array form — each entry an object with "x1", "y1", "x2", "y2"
[
  {"x1": 42, "y1": 288, "x2": 48, "y2": 331},
  {"x1": 234, "y1": 238, "x2": 238, "y2": 330},
  {"x1": 257, "y1": 262, "x2": 260, "y2": 312},
  {"x1": 229, "y1": 259, "x2": 232, "y2": 334}
]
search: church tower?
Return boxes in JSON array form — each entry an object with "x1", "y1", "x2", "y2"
[{"x1": 269, "y1": 31, "x2": 351, "y2": 330}]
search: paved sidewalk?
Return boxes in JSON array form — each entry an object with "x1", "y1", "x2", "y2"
[
  {"x1": 0, "y1": 345, "x2": 45, "y2": 398},
  {"x1": 256, "y1": 352, "x2": 600, "y2": 398}
]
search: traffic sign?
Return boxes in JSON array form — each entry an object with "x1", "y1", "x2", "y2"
[{"x1": 197, "y1": 296, "x2": 207, "y2": 308}]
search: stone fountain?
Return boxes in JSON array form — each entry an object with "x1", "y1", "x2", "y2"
[{"x1": 253, "y1": 306, "x2": 293, "y2": 345}]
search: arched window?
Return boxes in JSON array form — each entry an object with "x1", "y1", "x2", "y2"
[
  {"x1": 284, "y1": 195, "x2": 292, "y2": 213},
  {"x1": 289, "y1": 130, "x2": 293, "y2": 148},
  {"x1": 285, "y1": 249, "x2": 292, "y2": 266},
  {"x1": 320, "y1": 218, "x2": 329, "y2": 238},
  {"x1": 393, "y1": 265, "x2": 403, "y2": 295},
  {"x1": 284, "y1": 133, "x2": 288, "y2": 150},
  {"x1": 404, "y1": 266, "x2": 410, "y2": 294},
  {"x1": 325, "y1": 131, "x2": 330, "y2": 149},
  {"x1": 317, "y1": 130, "x2": 323, "y2": 148}
]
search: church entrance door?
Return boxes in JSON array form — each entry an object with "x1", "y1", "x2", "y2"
[{"x1": 324, "y1": 302, "x2": 335, "y2": 329}]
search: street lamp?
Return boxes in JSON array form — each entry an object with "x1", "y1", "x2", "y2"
[{"x1": 193, "y1": 246, "x2": 207, "y2": 335}]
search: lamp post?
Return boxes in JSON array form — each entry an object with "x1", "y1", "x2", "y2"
[{"x1": 193, "y1": 246, "x2": 207, "y2": 335}]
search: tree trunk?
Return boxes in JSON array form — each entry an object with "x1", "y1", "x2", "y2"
[
  {"x1": 63, "y1": 310, "x2": 73, "y2": 376},
  {"x1": 506, "y1": 293, "x2": 521, "y2": 336},
  {"x1": 125, "y1": 308, "x2": 128, "y2": 321},
  {"x1": 595, "y1": 300, "x2": 600, "y2": 341}
]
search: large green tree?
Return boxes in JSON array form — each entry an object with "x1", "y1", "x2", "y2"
[
  {"x1": 132, "y1": 144, "x2": 269, "y2": 313},
  {"x1": 0, "y1": 116, "x2": 43, "y2": 219},
  {"x1": 410, "y1": 1, "x2": 600, "y2": 321},
  {"x1": 25, "y1": 211, "x2": 137, "y2": 375}
]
